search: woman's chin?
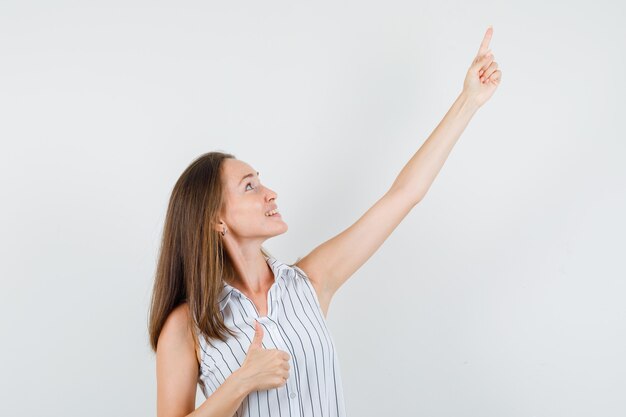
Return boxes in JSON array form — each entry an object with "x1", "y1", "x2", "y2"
[
  {"x1": 262, "y1": 214, "x2": 288, "y2": 234},
  {"x1": 274, "y1": 222, "x2": 288, "y2": 234}
]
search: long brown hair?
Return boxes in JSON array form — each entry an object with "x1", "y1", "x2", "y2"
[{"x1": 147, "y1": 151, "x2": 273, "y2": 353}]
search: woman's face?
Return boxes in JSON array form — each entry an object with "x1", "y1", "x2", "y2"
[{"x1": 218, "y1": 158, "x2": 288, "y2": 240}]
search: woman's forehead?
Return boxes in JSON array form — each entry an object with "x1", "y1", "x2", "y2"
[{"x1": 224, "y1": 159, "x2": 257, "y2": 184}]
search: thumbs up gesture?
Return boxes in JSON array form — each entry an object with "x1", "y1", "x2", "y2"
[{"x1": 238, "y1": 320, "x2": 291, "y2": 392}]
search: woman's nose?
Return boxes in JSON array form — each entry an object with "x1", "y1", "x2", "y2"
[{"x1": 265, "y1": 187, "x2": 277, "y2": 200}]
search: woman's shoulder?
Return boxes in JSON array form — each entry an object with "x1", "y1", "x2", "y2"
[
  {"x1": 164, "y1": 302, "x2": 191, "y2": 331},
  {"x1": 161, "y1": 302, "x2": 202, "y2": 366}
]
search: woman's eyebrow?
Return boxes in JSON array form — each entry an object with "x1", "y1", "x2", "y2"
[{"x1": 239, "y1": 171, "x2": 260, "y2": 185}]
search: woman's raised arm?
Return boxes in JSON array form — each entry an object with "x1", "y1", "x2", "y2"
[{"x1": 294, "y1": 26, "x2": 502, "y2": 302}]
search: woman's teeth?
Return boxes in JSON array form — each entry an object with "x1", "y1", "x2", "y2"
[{"x1": 265, "y1": 208, "x2": 280, "y2": 216}]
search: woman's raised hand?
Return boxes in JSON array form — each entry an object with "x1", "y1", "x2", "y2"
[{"x1": 462, "y1": 26, "x2": 502, "y2": 108}]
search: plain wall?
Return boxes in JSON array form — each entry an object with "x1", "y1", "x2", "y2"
[{"x1": 1, "y1": 1, "x2": 625, "y2": 416}]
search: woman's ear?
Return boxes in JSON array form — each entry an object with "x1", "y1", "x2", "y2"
[{"x1": 212, "y1": 220, "x2": 225, "y2": 234}]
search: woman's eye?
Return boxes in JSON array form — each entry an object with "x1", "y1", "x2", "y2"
[{"x1": 245, "y1": 182, "x2": 254, "y2": 191}]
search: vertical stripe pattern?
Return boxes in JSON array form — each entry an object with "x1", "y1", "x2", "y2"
[{"x1": 196, "y1": 255, "x2": 346, "y2": 417}]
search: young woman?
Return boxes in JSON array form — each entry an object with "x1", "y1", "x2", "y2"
[{"x1": 148, "y1": 26, "x2": 501, "y2": 417}]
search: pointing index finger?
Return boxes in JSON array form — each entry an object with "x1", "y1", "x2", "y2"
[{"x1": 478, "y1": 26, "x2": 493, "y2": 56}]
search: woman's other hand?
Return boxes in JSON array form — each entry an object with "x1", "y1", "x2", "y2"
[{"x1": 237, "y1": 320, "x2": 291, "y2": 393}]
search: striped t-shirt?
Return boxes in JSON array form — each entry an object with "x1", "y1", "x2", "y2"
[{"x1": 196, "y1": 255, "x2": 347, "y2": 417}]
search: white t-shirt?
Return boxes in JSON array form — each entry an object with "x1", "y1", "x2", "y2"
[{"x1": 197, "y1": 255, "x2": 347, "y2": 417}]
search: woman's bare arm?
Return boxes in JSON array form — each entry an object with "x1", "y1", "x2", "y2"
[
  {"x1": 156, "y1": 304, "x2": 251, "y2": 417},
  {"x1": 295, "y1": 27, "x2": 501, "y2": 300}
]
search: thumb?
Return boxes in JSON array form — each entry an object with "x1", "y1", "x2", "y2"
[
  {"x1": 249, "y1": 319, "x2": 264, "y2": 350},
  {"x1": 472, "y1": 52, "x2": 493, "y2": 72}
]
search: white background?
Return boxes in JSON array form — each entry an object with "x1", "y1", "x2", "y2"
[{"x1": 1, "y1": 1, "x2": 625, "y2": 416}]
